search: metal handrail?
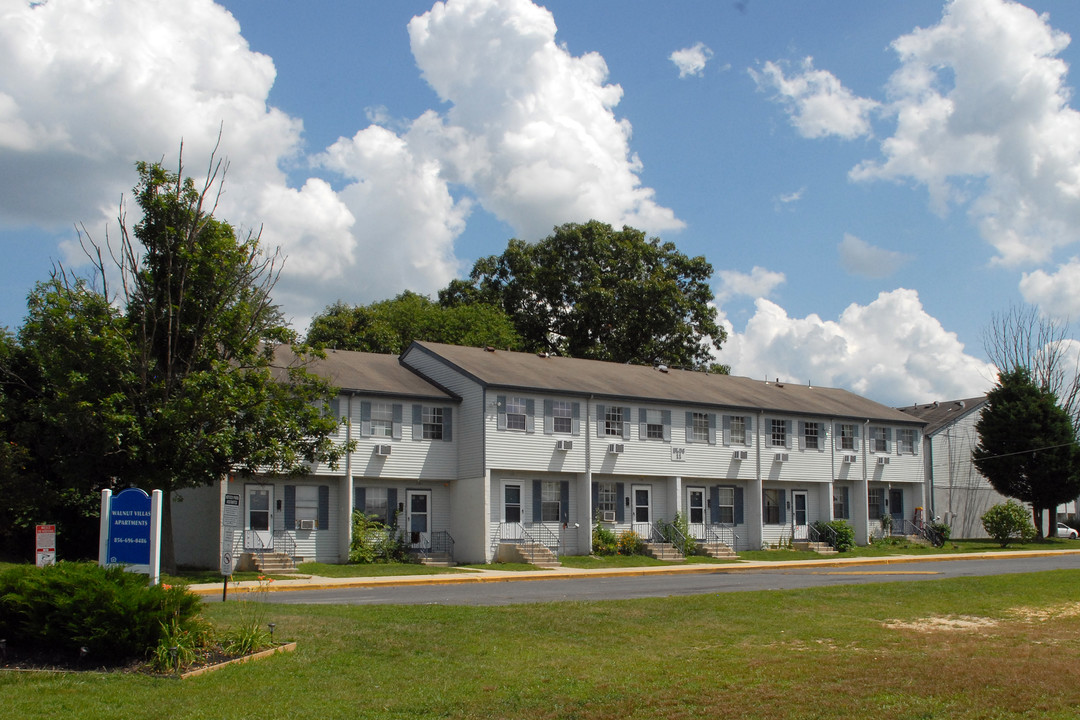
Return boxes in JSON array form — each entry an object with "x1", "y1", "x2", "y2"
[
  {"x1": 429, "y1": 530, "x2": 455, "y2": 558},
  {"x1": 808, "y1": 522, "x2": 839, "y2": 548},
  {"x1": 497, "y1": 521, "x2": 561, "y2": 556},
  {"x1": 657, "y1": 519, "x2": 694, "y2": 556},
  {"x1": 703, "y1": 523, "x2": 741, "y2": 552}
]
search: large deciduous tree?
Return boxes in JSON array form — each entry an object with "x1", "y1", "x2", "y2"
[
  {"x1": 444, "y1": 221, "x2": 726, "y2": 370},
  {"x1": 306, "y1": 291, "x2": 523, "y2": 354},
  {"x1": 0, "y1": 149, "x2": 346, "y2": 569},
  {"x1": 973, "y1": 367, "x2": 1080, "y2": 538}
]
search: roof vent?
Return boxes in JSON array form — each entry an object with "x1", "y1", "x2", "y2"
[
  {"x1": 485, "y1": 346, "x2": 495, "y2": 352},
  {"x1": 657, "y1": 364, "x2": 669, "y2": 373}
]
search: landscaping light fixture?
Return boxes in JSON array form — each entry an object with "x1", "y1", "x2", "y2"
[{"x1": 268, "y1": 622, "x2": 276, "y2": 644}]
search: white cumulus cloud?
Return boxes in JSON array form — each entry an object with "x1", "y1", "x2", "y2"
[
  {"x1": 718, "y1": 289, "x2": 996, "y2": 406},
  {"x1": 1019, "y1": 258, "x2": 1080, "y2": 320},
  {"x1": 838, "y1": 233, "x2": 912, "y2": 278},
  {"x1": 716, "y1": 266, "x2": 786, "y2": 302},
  {"x1": 750, "y1": 57, "x2": 879, "y2": 140},
  {"x1": 670, "y1": 42, "x2": 713, "y2": 79}
]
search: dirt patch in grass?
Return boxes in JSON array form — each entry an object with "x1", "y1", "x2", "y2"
[{"x1": 884, "y1": 600, "x2": 1080, "y2": 633}]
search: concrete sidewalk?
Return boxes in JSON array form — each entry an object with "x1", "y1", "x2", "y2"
[{"x1": 186, "y1": 548, "x2": 1080, "y2": 596}]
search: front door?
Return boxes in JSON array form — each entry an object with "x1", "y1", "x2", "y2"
[
  {"x1": 245, "y1": 484, "x2": 274, "y2": 551},
  {"x1": 406, "y1": 490, "x2": 431, "y2": 548},
  {"x1": 686, "y1": 486, "x2": 706, "y2": 540},
  {"x1": 889, "y1": 489, "x2": 904, "y2": 525},
  {"x1": 631, "y1": 484, "x2": 652, "y2": 538},
  {"x1": 792, "y1": 490, "x2": 808, "y2": 541},
  {"x1": 502, "y1": 483, "x2": 523, "y2": 541}
]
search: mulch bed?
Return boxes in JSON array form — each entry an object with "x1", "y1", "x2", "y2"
[{"x1": 0, "y1": 641, "x2": 295, "y2": 677}]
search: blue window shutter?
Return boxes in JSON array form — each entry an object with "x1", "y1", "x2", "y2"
[
  {"x1": 318, "y1": 485, "x2": 330, "y2": 530},
  {"x1": 778, "y1": 490, "x2": 787, "y2": 524},
  {"x1": 525, "y1": 399, "x2": 535, "y2": 434},
  {"x1": 387, "y1": 488, "x2": 399, "y2": 527},
  {"x1": 785, "y1": 420, "x2": 793, "y2": 449},
  {"x1": 622, "y1": 407, "x2": 632, "y2": 440},
  {"x1": 834, "y1": 423, "x2": 842, "y2": 451},
  {"x1": 560, "y1": 481, "x2": 570, "y2": 525},
  {"x1": 886, "y1": 427, "x2": 893, "y2": 453},
  {"x1": 412, "y1": 404, "x2": 422, "y2": 440},
  {"x1": 722, "y1": 415, "x2": 731, "y2": 446},
  {"x1": 734, "y1": 487, "x2": 744, "y2": 525},
  {"x1": 596, "y1": 404, "x2": 606, "y2": 437},
  {"x1": 842, "y1": 487, "x2": 850, "y2": 519},
  {"x1": 709, "y1": 486, "x2": 719, "y2": 524},
  {"x1": 571, "y1": 402, "x2": 580, "y2": 436},
  {"x1": 443, "y1": 407, "x2": 453, "y2": 441},
  {"x1": 685, "y1": 412, "x2": 695, "y2": 444},
  {"x1": 662, "y1": 410, "x2": 671, "y2": 442},
  {"x1": 744, "y1": 416, "x2": 753, "y2": 447},
  {"x1": 853, "y1": 424, "x2": 861, "y2": 450},
  {"x1": 360, "y1": 401, "x2": 372, "y2": 437},
  {"x1": 354, "y1": 487, "x2": 365, "y2": 514},
  {"x1": 532, "y1": 480, "x2": 542, "y2": 523},
  {"x1": 638, "y1": 408, "x2": 647, "y2": 441},
  {"x1": 616, "y1": 482, "x2": 625, "y2": 522},
  {"x1": 329, "y1": 398, "x2": 340, "y2": 421},
  {"x1": 284, "y1": 485, "x2": 295, "y2": 529},
  {"x1": 818, "y1": 423, "x2": 826, "y2": 452},
  {"x1": 913, "y1": 430, "x2": 920, "y2": 456},
  {"x1": 497, "y1": 395, "x2": 507, "y2": 430},
  {"x1": 798, "y1": 421, "x2": 806, "y2": 451},
  {"x1": 591, "y1": 482, "x2": 599, "y2": 517},
  {"x1": 712, "y1": 414, "x2": 720, "y2": 446},
  {"x1": 392, "y1": 404, "x2": 403, "y2": 440},
  {"x1": 543, "y1": 399, "x2": 553, "y2": 435}
]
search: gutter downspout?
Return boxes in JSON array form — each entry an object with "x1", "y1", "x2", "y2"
[{"x1": 343, "y1": 393, "x2": 354, "y2": 562}]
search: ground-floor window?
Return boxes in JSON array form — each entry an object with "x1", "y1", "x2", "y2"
[
  {"x1": 868, "y1": 488, "x2": 884, "y2": 519},
  {"x1": 763, "y1": 489, "x2": 780, "y2": 524},
  {"x1": 718, "y1": 487, "x2": 735, "y2": 524},
  {"x1": 541, "y1": 480, "x2": 561, "y2": 522},
  {"x1": 597, "y1": 481, "x2": 617, "y2": 519},
  {"x1": 295, "y1": 486, "x2": 319, "y2": 527},
  {"x1": 365, "y1": 488, "x2": 389, "y2": 524},
  {"x1": 833, "y1": 486, "x2": 849, "y2": 520}
]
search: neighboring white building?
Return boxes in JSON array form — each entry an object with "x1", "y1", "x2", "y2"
[{"x1": 174, "y1": 342, "x2": 928, "y2": 568}]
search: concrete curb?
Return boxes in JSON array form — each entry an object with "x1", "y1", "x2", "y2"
[{"x1": 186, "y1": 548, "x2": 1080, "y2": 596}]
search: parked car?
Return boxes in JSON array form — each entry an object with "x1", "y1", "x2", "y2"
[{"x1": 1055, "y1": 523, "x2": 1079, "y2": 539}]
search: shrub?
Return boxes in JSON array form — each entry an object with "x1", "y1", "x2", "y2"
[
  {"x1": 812, "y1": 520, "x2": 855, "y2": 552},
  {"x1": 927, "y1": 520, "x2": 951, "y2": 547},
  {"x1": 350, "y1": 510, "x2": 412, "y2": 563},
  {"x1": 0, "y1": 561, "x2": 203, "y2": 665},
  {"x1": 982, "y1": 501, "x2": 1036, "y2": 547},
  {"x1": 660, "y1": 512, "x2": 697, "y2": 556},
  {"x1": 592, "y1": 520, "x2": 618, "y2": 556},
  {"x1": 616, "y1": 530, "x2": 645, "y2": 556}
]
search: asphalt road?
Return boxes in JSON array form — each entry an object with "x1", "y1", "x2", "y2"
[{"x1": 240, "y1": 554, "x2": 1080, "y2": 606}]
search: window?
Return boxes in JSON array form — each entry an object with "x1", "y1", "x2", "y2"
[
  {"x1": 718, "y1": 487, "x2": 735, "y2": 524},
  {"x1": 770, "y1": 419, "x2": 787, "y2": 448},
  {"x1": 597, "y1": 481, "x2": 617, "y2": 518},
  {"x1": 604, "y1": 406, "x2": 624, "y2": 437},
  {"x1": 763, "y1": 489, "x2": 780, "y2": 524},
  {"x1": 868, "y1": 488, "x2": 884, "y2": 519},
  {"x1": 423, "y1": 407, "x2": 444, "y2": 440},
  {"x1": 690, "y1": 412, "x2": 710, "y2": 443},
  {"x1": 871, "y1": 426, "x2": 887, "y2": 453},
  {"x1": 730, "y1": 416, "x2": 746, "y2": 446},
  {"x1": 365, "y1": 487, "x2": 389, "y2": 524},
  {"x1": 295, "y1": 486, "x2": 319, "y2": 528},
  {"x1": 541, "y1": 480, "x2": 561, "y2": 522},
  {"x1": 645, "y1": 409, "x2": 664, "y2": 440},
  {"x1": 839, "y1": 424, "x2": 855, "y2": 451},
  {"x1": 505, "y1": 396, "x2": 527, "y2": 431},
  {"x1": 370, "y1": 402, "x2": 393, "y2": 438},
  {"x1": 803, "y1": 422, "x2": 819, "y2": 450},
  {"x1": 504, "y1": 484, "x2": 521, "y2": 523},
  {"x1": 899, "y1": 428, "x2": 915, "y2": 454},
  {"x1": 833, "y1": 487, "x2": 849, "y2": 519},
  {"x1": 551, "y1": 400, "x2": 573, "y2": 434}
]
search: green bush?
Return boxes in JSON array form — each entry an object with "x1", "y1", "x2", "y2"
[
  {"x1": 0, "y1": 561, "x2": 203, "y2": 665},
  {"x1": 592, "y1": 520, "x2": 618, "y2": 556},
  {"x1": 981, "y1": 501, "x2": 1036, "y2": 547},
  {"x1": 812, "y1": 520, "x2": 855, "y2": 552},
  {"x1": 928, "y1": 520, "x2": 951, "y2": 547},
  {"x1": 660, "y1": 512, "x2": 697, "y2": 556},
  {"x1": 350, "y1": 511, "x2": 413, "y2": 563},
  {"x1": 616, "y1": 530, "x2": 645, "y2": 556}
]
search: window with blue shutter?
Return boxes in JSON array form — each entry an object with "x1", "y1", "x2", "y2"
[{"x1": 318, "y1": 485, "x2": 330, "y2": 530}]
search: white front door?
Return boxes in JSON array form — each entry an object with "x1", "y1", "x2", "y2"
[
  {"x1": 631, "y1": 484, "x2": 652, "y2": 537},
  {"x1": 245, "y1": 484, "x2": 274, "y2": 551},
  {"x1": 406, "y1": 490, "x2": 431, "y2": 548},
  {"x1": 686, "y1": 486, "x2": 707, "y2": 540},
  {"x1": 792, "y1": 490, "x2": 808, "y2": 541},
  {"x1": 501, "y1": 483, "x2": 523, "y2": 541}
]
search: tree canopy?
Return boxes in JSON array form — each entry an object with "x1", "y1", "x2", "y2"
[
  {"x1": 972, "y1": 367, "x2": 1080, "y2": 538},
  {"x1": 443, "y1": 221, "x2": 727, "y2": 371},
  {"x1": 306, "y1": 291, "x2": 522, "y2": 354},
  {"x1": 0, "y1": 151, "x2": 346, "y2": 568}
]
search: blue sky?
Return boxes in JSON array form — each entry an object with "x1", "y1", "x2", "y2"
[{"x1": 3, "y1": 0, "x2": 1080, "y2": 406}]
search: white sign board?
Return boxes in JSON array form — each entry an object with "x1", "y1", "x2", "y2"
[
  {"x1": 223, "y1": 493, "x2": 241, "y2": 529},
  {"x1": 36, "y1": 524, "x2": 56, "y2": 568}
]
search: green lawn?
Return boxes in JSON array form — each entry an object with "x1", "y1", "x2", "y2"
[{"x1": 4, "y1": 570, "x2": 1080, "y2": 719}]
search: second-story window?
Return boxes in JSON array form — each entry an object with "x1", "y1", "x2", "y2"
[
  {"x1": 804, "y1": 422, "x2": 819, "y2": 450},
  {"x1": 605, "y1": 406, "x2": 624, "y2": 436},
  {"x1": 871, "y1": 426, "x2": 887, "y2": 453},
  {"x1": 899, "y1": 428, "x2": 915, "y2": 454},
  {"x1": 371, "y1": 402, "x2": 393, "y2": 438},
  {"x1": 730, "y1": 416, "x2": 746, "y2": 445},
  {"x1": 770, "y1": 419, "x2": 787, "y2": 448},
  {"x1": 505, "y1": 396, "x2": 527, "y2": 431},
  {"x1": 645, "y1": 409, "x2": 664, "y2": 440},
  {"x1": 840, "y1": 424, "x2": 855, "y2": 451},
  {"x1": 690, "y1": 412, "x2": 710, "y2": 442},
  {"x1": 552, "y1": 400, "x2": 573, "y2": 434},
  {"x1": 423, "y1": 407, "x2": 444, "y2": 440}
]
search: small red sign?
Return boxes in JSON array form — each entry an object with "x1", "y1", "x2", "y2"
[{"x1": 36, "y1": 524, "x2": 56, "y2": 551}]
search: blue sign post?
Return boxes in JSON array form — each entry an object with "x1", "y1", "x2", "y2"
[{"x1": 98, "y1": 487, "x2": 162, "y2": 585}]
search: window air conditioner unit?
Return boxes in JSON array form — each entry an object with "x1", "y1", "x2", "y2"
[
  {"x1": 602, "y1": 511, "x2": 616, "y2": 523},
  {"x1": 774, "y1": 452, "x2": 789, "y2": 462},
  {"x1": 877, "y1": 456, "x2": 890, "y2": 466},
  {"x1": 733, "y1": 450, "x2": 748, "y2": 460},
  {"x1": 556, "y1": 439, "x2": 573, "y2": 451},
  {"x1": 298, "y1": 519, "x2": 316, "y2": 530},
  {"x1": 608, "y1": 443, "x2": 625, "y2": 454},
  {"x1": 375, "y1": 444, "x2": 392, "y2": 456},
  {"x1": 843, "y1": 454, "x2": 857, "y2": 464}
]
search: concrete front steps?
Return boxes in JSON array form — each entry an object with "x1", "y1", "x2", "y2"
[
  {"x1": 243, "y1": 551, "x2": 297, "y2": 574},
  {"x1": 698, "y1": 542, "x2": 738, "y2": 559},
  {"x1": 497, "y1": 542, "x2": 561, "y2": 568},
  {"x1": 417, "y1": 551, "x2": 455, "y2": 567},
  {"x1": 793, "y1": 541, "x2": 838, "y2": 555},
  {"x1": 644, "y1": 541, "x2": 685, "y2": 562}
]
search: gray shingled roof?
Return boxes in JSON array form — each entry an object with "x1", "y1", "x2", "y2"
[
  {"x1": 405, "y1": 341, "x2": 923, "y2": 425},
  {"x1": 273, "y1": 345, "x2": 454, "y2": 400},
  {"x1": 895, "y1": 397, "x2": 986, "y2": 435}
]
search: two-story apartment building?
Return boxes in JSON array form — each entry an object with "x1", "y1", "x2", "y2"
[{"x1": 173, "y1": 342, "x2": 927, "y2": 568}]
